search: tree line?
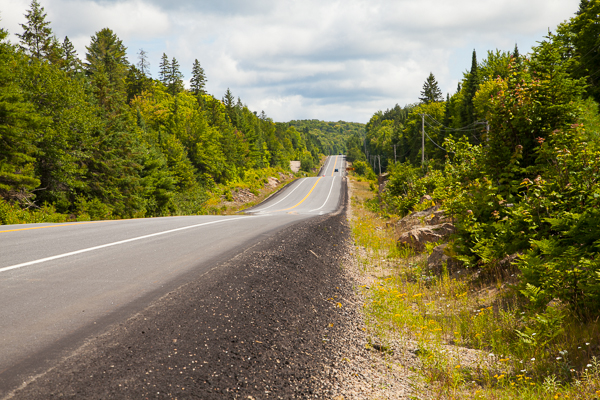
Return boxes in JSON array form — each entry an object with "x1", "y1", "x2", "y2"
[{"x1": 0, "y1": 0, "x2": 325, "y2": 221}]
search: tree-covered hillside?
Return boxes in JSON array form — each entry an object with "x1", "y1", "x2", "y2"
[
  {"x1": 287, "y1": 120, "x2": 365, "y2": 156},
  {"x1": 0, "y1": 0, "x2": 325, "y2": 222}
]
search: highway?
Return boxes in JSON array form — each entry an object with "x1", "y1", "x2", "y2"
[{"x1": 0, "y1": 155, "x2": 345, "y2": 395}]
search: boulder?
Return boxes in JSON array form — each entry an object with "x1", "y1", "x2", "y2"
[
  {"x1": 396, "y1": 206, "x2": 439, "y2": 233},
  {"x1": 429, "y1": 209, "x2": 451, "y2": 225},
  {"x1": 267, "y1": 176, "x2": 280, "y2": 188},
  {"x1": 397, "y1": 223, "x2": 455, "y2": 252},
  {"x1": 427, "y1": 244, "x2": 450, "y2": 274}
]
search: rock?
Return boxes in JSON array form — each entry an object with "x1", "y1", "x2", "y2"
[
  {"x1": 396, "y1": 206, "x2": 439, "y2": 233},
  {"x1": 397, "y1": 223, "x2": 455, "y2": 252},
  {"x1": 419, "y1": 194, "x2": 433, "y2": 204},
  {"x1": 427, "y1": 244, "x2": 450, "y2": 274},
  {"x1": 429, "y1": 210, "x2": 451, "y2": 225},
  {"x1": 267, "y1": 176, "x2": 280, "y2": 188}
]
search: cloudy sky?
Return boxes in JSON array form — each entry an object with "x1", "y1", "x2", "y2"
[{"x1": 1, "y1": 0, "x2": 580, "y2": 123}]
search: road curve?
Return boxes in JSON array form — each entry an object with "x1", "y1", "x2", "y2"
[{"x1": 0, "y1": 156, "x2": 345, "y2": 395}]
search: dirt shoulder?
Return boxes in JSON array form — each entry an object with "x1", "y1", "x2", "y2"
[{"x1": 7, "y1": 178, "x2": 414, "y2": 400}]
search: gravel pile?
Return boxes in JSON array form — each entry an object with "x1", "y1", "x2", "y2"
[{"x1": 8, "y1": 180, "x2": 416, "y2": 399}]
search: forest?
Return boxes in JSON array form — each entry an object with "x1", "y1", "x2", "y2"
[
  {"x1": 0, "y1": 0, "x2": 342, "y2": 224},
  {"x1": 287, "y1": 119, "x2": 365, "y2": 156},
  {"x1": 354, "y1": 0, "x2": 600, "y2": 353}
]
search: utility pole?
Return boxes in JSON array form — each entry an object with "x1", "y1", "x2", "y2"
[
  {"x1": 421, "y1": 113, "x2": 425, "y2": 166},
  {"x1": 377, "y1": 155, "x2": 381, "y2": 175},
  {"x1": 393, "y1": 144, "x2": 396, "y2": 164}
]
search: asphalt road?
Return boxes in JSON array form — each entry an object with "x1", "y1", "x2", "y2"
[{"x1": 0, "y1": 155, "x2": 345, "y2": 395}]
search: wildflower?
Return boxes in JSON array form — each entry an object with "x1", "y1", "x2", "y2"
[
  {"x1": 587, "y1": 364, "x2": 593, "y2": 368},
  {"x1": 531, "y1": 358, "x2": 535, "y2": 361},
  {"x1": 586, "y1": 342, "x2": 590, "y2": 346},
  {"x1": 556, "y1": 357, "x2": 562, "y2": 360}
]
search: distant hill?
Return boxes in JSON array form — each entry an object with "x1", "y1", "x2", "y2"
[{"x1": 287, "y1": 120, "x2": 365, "y2": 155}]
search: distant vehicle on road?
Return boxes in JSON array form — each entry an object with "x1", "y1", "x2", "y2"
[{"x1": 334, "y1": 168, "x2": 339, "y2": 172}]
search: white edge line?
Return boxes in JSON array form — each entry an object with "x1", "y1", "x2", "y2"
[
  {"x1": 251, "y1": 179, "x2": 307, "y2": 212},
  {"x1": 310, "y1": 176, "x2": 337, "y2": 212},
  {"x1": 0, "y1": 216, "x2": 258, "y2": 273}
]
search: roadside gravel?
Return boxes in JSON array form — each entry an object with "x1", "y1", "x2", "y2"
[{"x1": 8, "y1": 179, "x2": 415, "y2": 399}]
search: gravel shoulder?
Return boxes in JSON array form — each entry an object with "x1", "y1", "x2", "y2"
[{"x1": 6, "y1": 178, "x2": 414, "y2": 399}]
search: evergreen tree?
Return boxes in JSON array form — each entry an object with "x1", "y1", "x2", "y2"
[
  {"x1": 419, "y1": 72, "x2": 443, "y2": 104},
  {"x1": 223, "y1": 88, "x2": 235, "y2": 108},
  {"x1": 460, "y1": 49, "x2": 480, "y2": 126},
  {"x1": 62, "y1": 36, "x2": 82, "y2": 75},
  {"x1": 158, "y1": 53, "x2": 170, "y2": 85},
  {"x1": 167, "y1": 57, "x2": 184, "y2": 96},
  {"x1": 562, "y1": 1, "x2": 600, "y2": 102},
  {"x1": 190, "y1": 59, "x2": 206, "y2": 95},
  {"x1": 0, "y1": 29, "x2": 41, "y2": 198},
  {"x1": 125, "y1": 65, "x2": 152, "y2": 102},
  {"x1": 85, "y1": 28, "x2": 129, "y2": 82},
  {"x1": 17, "y1": 0, "x2": 54, "y2": 61},
  {"x1": 85, "y1": 28, "x2": 129, "y2": 112},
  {"x1": 137, "y1": 48, "x2": 151, "y2": 77}
]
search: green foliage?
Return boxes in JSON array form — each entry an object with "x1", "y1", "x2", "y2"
[
  {"x1": 0, "y1": 33, "x2": 41, "y2": 198},
  {"x1": 0, "y1": 11, "x2": 332, "y2": 224},
  {"x1": 17, "y1": 0, "x2": 56, "y2": 62},
  {"x1": 287, "y1": 119, "x2": 364, "y2": 156},
  {"x1": 419, "y1": 72, "x2": 443, "y2": 104},
  {"x1": 364, "y1": 19, "x2": 600, "y2": 321}
]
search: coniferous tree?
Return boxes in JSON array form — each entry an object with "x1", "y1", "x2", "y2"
[
  {"x1": 17, "y1": 0, "x2": 54, "y2": 61},
  {"x1": 62, "y1": 36, "x2": 81, "y2": 75},
  {"x1": 190, "y1": 59, "x2": 206, "y2": 95},
  {"x1": 158, "y1": 53, "x2": 170, "y2": 85},
  {"x1": 563, "y1": 0, "x2": 600, "y2": 102},
  {"x1": 137, "y1": 48, "x2": 151, "y2": 77},
  {"x1": 0, "y1": 28, "x2": 41, "y2": 198},
  {"x1": 223, "y1": 88, "x2": 235, "y2": 108},
  {"x1": 85, "y1": 28, "x2": 129, "y2": 81},
  {"x1": 167, "y1": 57, "x2": 184, "y2": 96},
  {"x1": 460, "y1": 49, "x2": 480, "y2": 126},
  {"x1": 419, "y1": 72, "x2": 443, "y2": 104},
  {"x1": 85, "y1": 28, "x2": 129, "y2": 112}
]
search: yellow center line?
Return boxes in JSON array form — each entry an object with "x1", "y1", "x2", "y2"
[
  {"x1": 331, "y1": 155, "x2": 339, "y2": 177},
  {"x1": 0, "y1": 220, "x2": 105, "y2": 234},
  {"x1": 275, "y1": 176, "x2": 322, "y2": 212}
]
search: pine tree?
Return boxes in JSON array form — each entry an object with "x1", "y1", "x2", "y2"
[
  {"x1": 158, "y1": 53, "x2": 170, "y2": 85},
  {"x1": 167, "y1": 57, "x2": 184, "y2": 96},
  {"x1": 460, "y1": 49, "x2": 480, "y2": 126},
  {"x1": 85, "y1": 28, "x2": 129, "y2": 112},
  {"x1": 419, "y1": 72, "x2": 443, "y2": 104},
  {"x1": 17, "y1": 0, "x2": 54, "y2": 61},
  {"x1": 0, "y1": 29, "x2": 41, "y2": 198},
  {"x1": 137, "y1": 48, "x2": 151, "y2": 77},
  {"x1": 223, "y1": 88, "x2": 234, "y2": 108},
  {"x1": 190, "y1": 59, "x2": 206, "y2": 95},
  {"x1": 85, "y1": 28, "x2": 129, "y2": 80},
  {"x1": 62, "y1": 36, "x2": 82, "y2": 74}
]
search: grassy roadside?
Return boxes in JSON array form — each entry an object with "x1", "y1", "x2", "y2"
[{"x1": 347, "y1": 175, "x2": 600, "y2": 399}]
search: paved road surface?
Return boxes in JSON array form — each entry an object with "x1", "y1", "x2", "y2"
[{"x1": 0, "y1": 156, "x2": 345, "y2": 395}]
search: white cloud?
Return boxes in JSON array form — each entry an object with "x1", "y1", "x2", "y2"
[{"x1": 0, "y1": 0, "x2": 581, "y2": 122}]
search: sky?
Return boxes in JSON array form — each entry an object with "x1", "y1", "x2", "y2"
[{"x1": 1, "y1": 0, "x2": 581, "y2": 123}]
